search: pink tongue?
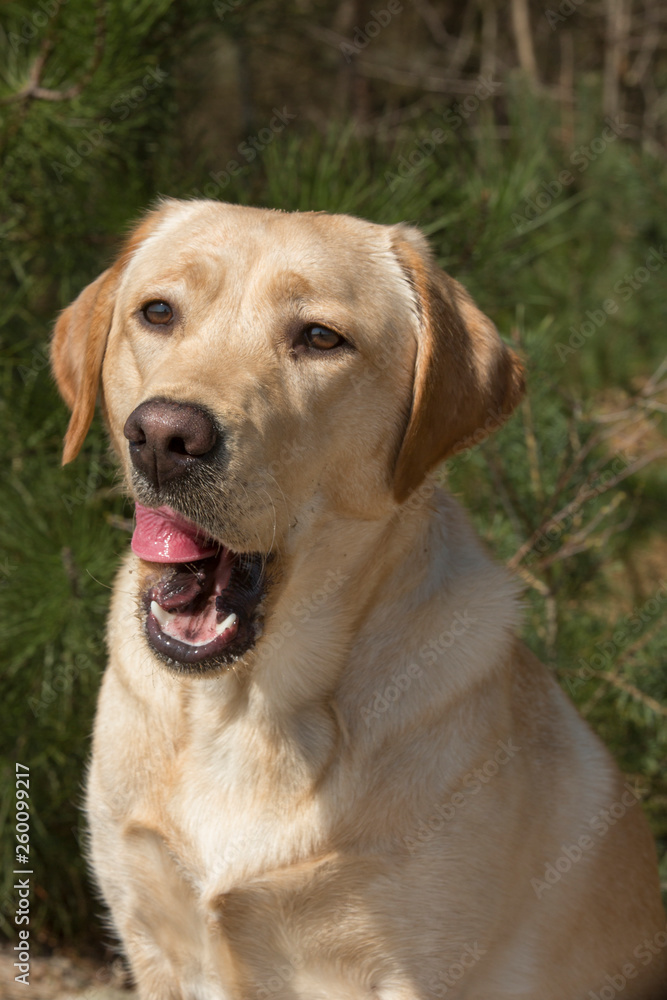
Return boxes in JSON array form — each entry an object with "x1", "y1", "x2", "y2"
[{"x1": 131, "y1": 504, "x2": 218, "y2": 563}]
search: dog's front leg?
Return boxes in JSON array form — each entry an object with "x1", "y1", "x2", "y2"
[{"x1": 88, "y1": 815, "x2": 237, "y2": 1000}]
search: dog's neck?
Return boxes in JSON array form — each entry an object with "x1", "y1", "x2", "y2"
[
  {"x1": 113, "y1": 479, "x2": 520, "y2": 720},
  {"x1": 237, "y1": 480, "x2": 521, "y2": 721},
  {"x1": 107, "y1": 479, "x2": 521, "y2": 845},
  {"x1": 155, "y1": 480, "x2": 519, "y2": 826}
]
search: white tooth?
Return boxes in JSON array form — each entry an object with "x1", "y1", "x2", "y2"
[
  {"x1": 150, "y1": 600, "x2": 174, "y2": 631},
  {"x1": 216, "y1": 612, "x2": 238, "y2": 635}
]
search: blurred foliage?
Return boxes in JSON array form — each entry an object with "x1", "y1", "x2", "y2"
[{"x1": 0, "y1": 0, "x2": 665, "y2": 950}]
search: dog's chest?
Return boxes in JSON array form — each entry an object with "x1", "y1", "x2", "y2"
[
  {"x1": 162, "y1": 712, "x2": 324, "y2": 896},
  {"x1": 173, "y1": 782, "x2": 303, "y2": 895},
  {"x1": 163, "y1": 789, "x2": 424, "y2": 1000},
  {"x1": 162, "y1": 781, "x2": 385, "y2": 998},
  {"x1": 158, "y1": 729, "x2": 426, "y2": 998}
]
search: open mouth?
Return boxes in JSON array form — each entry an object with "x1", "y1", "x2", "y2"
[{"x1": 133, "y1": 504, "x2": 265, "y2": 672}]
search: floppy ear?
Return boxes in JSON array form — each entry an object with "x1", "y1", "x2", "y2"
[
  {"x1": 51, "y1": 264, "x2": 124, "y2": 465},
  {"x1": 391, "y1": 227, "x2": 525, "y2": 503},
  {"x1": 50, "y1": 205, "x2": 170, "y2": 465}
]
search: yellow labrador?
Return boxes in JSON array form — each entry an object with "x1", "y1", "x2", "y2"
[{"x1": 52, "y1": 200, "x2": 667, "y2": 1000}]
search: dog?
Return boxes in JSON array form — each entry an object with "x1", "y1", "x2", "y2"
[{"x1": 51, "y1": 199, "x2": 667, "y2": 1000}]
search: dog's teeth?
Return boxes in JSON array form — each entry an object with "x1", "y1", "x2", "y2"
[
  {"x1": 151, "y1": 600, "x2": 237, "y2": 641},
  {"x1": 150, "y1": 600, "x2": 174, "y2": 630},
  {"x1": 216, "y1": 612, "x2": 238, "y2": 635}
]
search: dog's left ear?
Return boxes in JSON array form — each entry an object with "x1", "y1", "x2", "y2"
[{"x1": 390, "y1": 226, "x2": 525, "y2": 503}]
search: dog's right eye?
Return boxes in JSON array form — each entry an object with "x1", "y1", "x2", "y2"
[
  {"x1": 141, "y1": 301, "x2": 174, "y2": 326},
  {"x1": 302, "y1": 325, "x2": 346, "y2": 351}
]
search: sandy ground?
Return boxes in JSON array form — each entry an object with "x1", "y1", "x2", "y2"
[{"x1": 0, "y1": 944, "x2": 135, "y2": 1000}]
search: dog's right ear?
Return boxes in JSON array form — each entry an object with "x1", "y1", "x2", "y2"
[
  {"x1": 51, "y1": 265, "x2": 124, "y2": 465},
  {"x1": 51, "y1": 206, "x2": 169, "y2": 465}
]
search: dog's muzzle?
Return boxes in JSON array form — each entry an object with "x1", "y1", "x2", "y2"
[{"x1": 124, "y1": 400, "x2": 266, "y2": 673}]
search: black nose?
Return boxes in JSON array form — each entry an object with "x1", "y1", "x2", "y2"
[{"x1": 123, "y1": 399, "x2": 218, "y2": 489}]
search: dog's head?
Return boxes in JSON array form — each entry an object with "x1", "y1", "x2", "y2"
[{"x1": 51, "y1": 199, "x2": 523, "y2": 673}]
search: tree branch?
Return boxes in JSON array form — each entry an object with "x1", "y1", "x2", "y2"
[{"x1": 0, "y1": 0, "x2": 106, "y2": 105}]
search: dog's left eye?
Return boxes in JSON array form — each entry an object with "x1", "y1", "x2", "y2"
[
  {"x1": 303, "y1": 325, "x2": 345, "y2": 351},
  {"x1": 141, "y1": 301, "x2": 173, "y2": 325}
]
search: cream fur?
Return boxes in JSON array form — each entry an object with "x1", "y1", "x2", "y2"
[{"x1": 52, "y1": 201, "x2": 666, "y2": 1000}]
